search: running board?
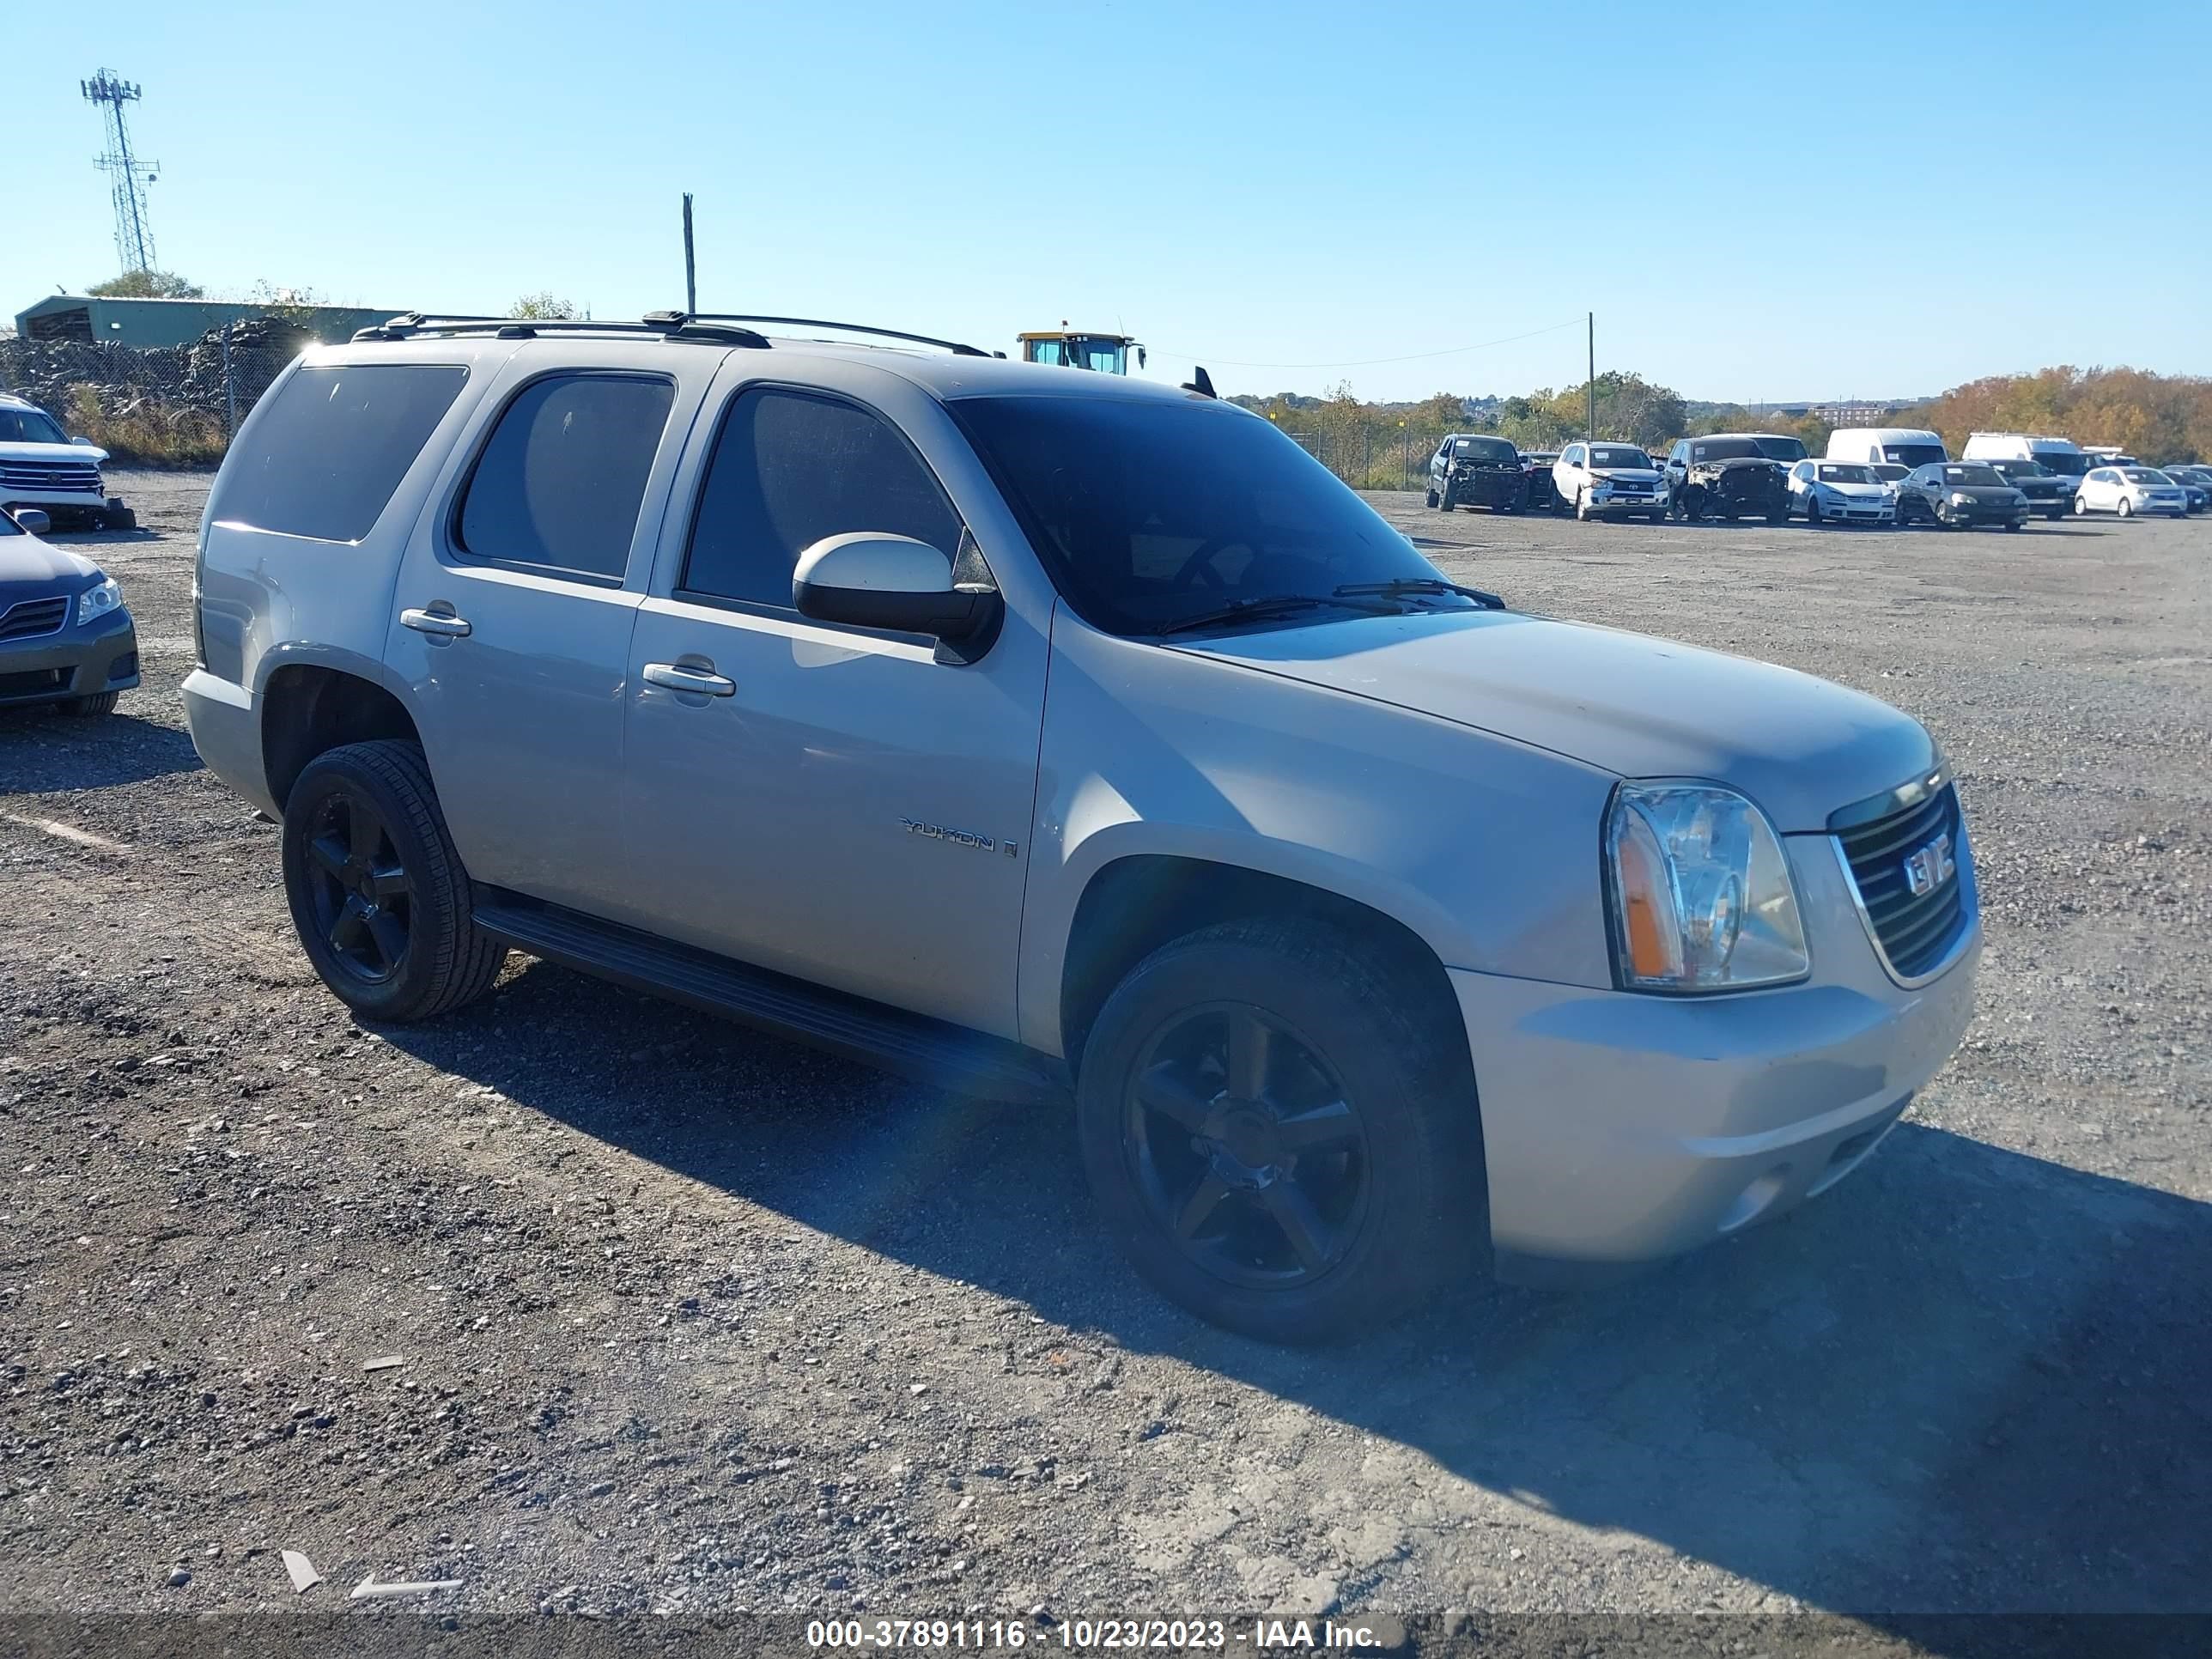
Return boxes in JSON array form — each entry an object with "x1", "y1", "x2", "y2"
[{"x1": 473, "y1": 894, "x2": 1069, "y2": 1106}]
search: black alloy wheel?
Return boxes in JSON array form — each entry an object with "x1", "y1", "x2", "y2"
[
  {"x1": 1123, "y1": 1002, "x2": 1370, "y2": 1290},
  {"x1": 301, "y1": 787, "x2": 414, "y2": 985}
]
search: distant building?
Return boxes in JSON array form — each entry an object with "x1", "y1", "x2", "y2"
[{"x1": 12, "y1": 294, "x2": 409, "y2": 348}]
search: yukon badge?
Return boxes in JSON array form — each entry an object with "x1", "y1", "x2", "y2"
[
  {"x1": 902, "y1": 817, "x2": 1018, "y2": 858},
  {"x1": 1901, "y1": 830, "x2": 1955, "y2": 898}
]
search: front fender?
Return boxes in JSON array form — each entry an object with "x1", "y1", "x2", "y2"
[{"x1": 1016, "y1": 610, "x2": 1620, "y2": 1055}]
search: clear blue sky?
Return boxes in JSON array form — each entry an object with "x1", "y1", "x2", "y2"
[{"x1": 9, "y1": 0, "x2": 2207, "y2": 404}]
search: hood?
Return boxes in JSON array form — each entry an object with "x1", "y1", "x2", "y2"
[
  {"x1": 1173, "y1": 610, "x2": 1936, "y2": 832},
  {"x1": 1817, "y1": 480, "x2": 1892, "y2": 496},
  {"x1": 1590, "y1": 467, "x2": 1662, "y2": 483},
  {"x1": 0, "y1": 531, "x2": 101, "y2": 608},
  {"x1": 1947, "y1": 485, "x2": 2025, "y2": 501},
  {"x1": 0, "y1": 440, "x2": 109, "y2": 465}
]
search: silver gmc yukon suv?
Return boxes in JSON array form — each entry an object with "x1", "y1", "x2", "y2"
[{"x1": 182, "y1": 313, "x2": 1979, "y2": 1343}]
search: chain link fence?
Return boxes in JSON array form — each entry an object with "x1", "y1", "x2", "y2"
[
  {"x1": 1279, "y1": 420, "x2": 1462, "y2": 494},
  {"x1": 0, "y1": 322, "x2": 302, "y2": 466}
]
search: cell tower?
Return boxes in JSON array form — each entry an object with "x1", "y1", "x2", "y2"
[{"x1": 82, "y1": 70, "x2": 160, "y2": 276}]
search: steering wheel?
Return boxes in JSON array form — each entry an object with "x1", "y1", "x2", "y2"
[{"x1": 1171, "y1": 537, "x2": 1240, "y2": 592}]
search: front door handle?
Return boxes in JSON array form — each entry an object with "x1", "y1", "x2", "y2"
[
  {"x1": 643, "y1": 661, "x2": 736, "y2": 697},
  {"x1": 400, "y1": 607, "x2": 471, "y2": 639}
]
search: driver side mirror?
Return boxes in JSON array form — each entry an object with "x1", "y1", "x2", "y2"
[
  {"x1": 792, "y1": 533, "x2": 1004, "y2": 665},
  {"x1": 70, "y1": 435, "x2": 96, "y2": 447},
  {"x1": 9, "y1": 507, "x2": 52, "y2": 536}
]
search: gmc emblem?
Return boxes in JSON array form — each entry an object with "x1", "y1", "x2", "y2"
[{"x1": 1901, "y1": 831, "x2": 1956, "y2": 898}]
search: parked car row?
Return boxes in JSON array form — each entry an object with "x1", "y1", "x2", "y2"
[{"x1": 1425, "y1": 420, "x2": 2205, "y2": 526}]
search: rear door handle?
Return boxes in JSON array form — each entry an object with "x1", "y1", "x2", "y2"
[
  {"x1": 400, "y1": 607, "x2": 471, "y2": 638},
  {"x1": 642, "y1": 661, "x2": 736, "y2": 697}
]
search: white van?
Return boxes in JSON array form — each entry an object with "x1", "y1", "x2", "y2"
[
  {"x1": 1827, "y1": 428, "x2": 1948, "y2": 470},
  {"x1": 1960, "y1": 432, "x2": 2096, "y2": 486}
]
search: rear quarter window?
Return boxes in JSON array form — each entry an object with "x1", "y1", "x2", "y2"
[{"x1": 210, "y1": 364, "x2": 468, "y2": 544}]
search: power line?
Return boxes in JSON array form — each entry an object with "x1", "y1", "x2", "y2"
[{"x1": 1146, "y1": 317, "x2": 1583, "y2": 373}]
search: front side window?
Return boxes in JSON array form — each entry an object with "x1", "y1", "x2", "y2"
[
  {"x1": 0, "y1": 405, "x2": 69, "y2": 446},
  {"x1": 211, "y1": 364, "x2": 468, "y2": 544},
  {"x1": 682, "y1": 387, "x2": 963, "y2": 611},
  {"x1": 951, "y1": 393, "x2": 1449, "y2": 637},
  {"x1": 458, "y1": 374, "x2": 673, "y2": 580}
]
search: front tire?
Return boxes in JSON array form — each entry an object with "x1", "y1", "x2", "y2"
[
  {"x1": 2118, "y1": 497, "x2": 2133, "y2": 518},
  {"x1": 2075, "y1": 495, "x2": 2090, "y2": 515},
  {"x1": 1425, "y1": 487, "x2": 1439, "y2": 508},
  {"x1": 1805, "y1": 495, "x2": 1823, "y2": 526},
  {"x1": 1075, "y1": 919, "x2": 1484, "y2": 1344},
  {"x1": 280, "y1": 739, "x2": 507, "y2": 1024},
  {"x1": 60, "y1": 690, "x2": 120, "y2": 717},
  {"x1": 1575, "y1": 489, "x2": 1591, "y2": 522}
]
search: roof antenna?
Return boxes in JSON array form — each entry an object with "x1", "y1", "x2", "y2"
[{"x1": 1181, "y1": 366, "x2": 1216, "y2": 399}]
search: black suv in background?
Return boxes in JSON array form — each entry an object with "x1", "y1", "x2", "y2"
[
  {"x1": 1427, "y1": 434, "x2": 1526, "y2": 513},
  {"x1": 1663, "y1": 434, "x2": 1791, "y2": 524},
  {"x1": 1984, "y1": 459, "x2": 2076, "y2": 520}
]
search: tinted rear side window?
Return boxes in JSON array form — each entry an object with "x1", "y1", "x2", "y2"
[
  {"x1": 682, "y1": 388, "x2": 963, "y2": 610},
  {"x1": 210, "y1": 364, "x2": 467, "y2": 543},
  {"x1": 458, "y1": 374, "x2": 674, "y2": 580}
]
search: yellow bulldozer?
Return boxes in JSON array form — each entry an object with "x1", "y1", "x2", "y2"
[{"x1": 1016, "y1": 325, "x2": 1145, "y2": 375}]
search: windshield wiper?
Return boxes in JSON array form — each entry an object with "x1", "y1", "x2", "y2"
[
  {"x1": 1152, "y1": 593, "x2": 1401, "y2": 636},
  {"x1": 1334, "y1": 577, "x2": 1506, "y2": 610}
]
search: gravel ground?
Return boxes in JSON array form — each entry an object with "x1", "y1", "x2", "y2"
[{"x1": 3, "y1": 471, "x2": 2209, "y2": 1641}]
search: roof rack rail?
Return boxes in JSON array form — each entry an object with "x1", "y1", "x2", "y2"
[
  {"x1": 351, "y1": 313, "x2": 769, "y2": 348},
  {"x1": 684, "y1": 314, "x2": 994, "y2": 357}
]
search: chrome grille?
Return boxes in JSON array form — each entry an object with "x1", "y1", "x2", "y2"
[
  {"x1": 0, "y1": 596, "x2": 70, "y2": 641},
  {"x1": 0, "y1": 461, "x2": 103, "y2": 493},
  {"x1": 1837, "y1": 783, "x2": 1968, "y2": 981}
]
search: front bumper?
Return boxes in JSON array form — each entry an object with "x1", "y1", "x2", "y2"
[
  {"x1": 1444, "y1": 471, "x2": 1526, "y2": 505},
  {"x1": 0, "y1": 605, "x2": 139, "y2": 707},
  {"x1": 1455, "y1": 830, "x2": 1979, "y2": 1278},
  {"x1": 1588, "y1": 492, "x2": 1666, "y2": 516},
  {"x1": 1, "y1": 489, "x2": 118, "y2": 527},
  {"x1": 1942, "y1": 502, "x2": 2031, "y2": 527},
  {"x1": 1809, "y1": 495, "x2": 1894, "y2": 522}
]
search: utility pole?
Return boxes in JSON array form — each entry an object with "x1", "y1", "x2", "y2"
[
  {"x1": 1586, "y1": 311, "x2": 1596, "y2": 443},
  {"x1": 683, "y1": 193, "x2": 697, "y2": 313},
  {"x1": 82, "y1": 70, "x2": 158, "y2": 276}
]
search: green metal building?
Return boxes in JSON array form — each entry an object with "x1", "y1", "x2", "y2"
[{"x1": 11, "y1": 294, "x2": 409, "y2": 347}]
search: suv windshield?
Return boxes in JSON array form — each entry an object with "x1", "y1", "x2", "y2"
[
  {"x1": 952, "y1": 395, "x2": 1452, "y2": 636},
  {"x1": 1816, "y1": 464, "x2": 1875, "y2": 483},
  {"x1": 1692, "y1": 439, "x2": 1764, "y2": 461},
  {"x1": 1750, "y1": 435, "x2": 1809, "y2": 462},
  {"x1": 0, "y1": 406, "x2": 70, "y2": 446},
  {"x1": 1589, "y1": 446, "x2": 1651, "y2": 469},
  {"x1": 1450, "y1": 437, "x2": 1517, "y2": 462}
]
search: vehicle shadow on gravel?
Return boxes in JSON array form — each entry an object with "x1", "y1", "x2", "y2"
[
  {"x1": 386, "y1": 963, "x2": 2212, "y2": 1630},
  {"x1": 0, "y1": 713, "x2": 204, "y2": 791}
]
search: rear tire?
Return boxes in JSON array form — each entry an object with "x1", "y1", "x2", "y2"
[
  {"x1": 279, "y1": 739, "x2": 507, "y2": 1024},
  {"x1": 1075, "y1": 918, "x2": 1485, "y2": 1344},
  {"x1": 1425, "y1": 487, "x2": 1439, "y2": 508},
  {"x1": 60, "y1": 690, "x2": 120, "y2": 717}
]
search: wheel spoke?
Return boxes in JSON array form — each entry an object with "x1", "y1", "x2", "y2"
[
  {"x1": 1275, "y1": 1098, "x2": 1358, "y2": 1153},
  {"x1": 346, "y1": 798, "x2": 383, "y2": 864},
  {"x1": 1261, "y1": 1179, "x2": 1332, "y2": 1271},
  {"x1": 1225, "y1": 1011, "x2": 1272, "y2": 1100},
  {"x1": 1175, "y1": 1172, "x2": 1231, "y2": 1241},
  {"x1": 1134, "y1": 1061, "x2": 1215, "y2": 1133},
  {"x1": 365, "y1": 909, "x2": 407, "y2": 971},
  {"x1": 327, "y1": 896, "x2": 368, "y2": 955},
  {"x1": 366, "y1": 863, "x2": 410, "y2": 902},
  {"x1": 307, "y1": 834, "x2": 350, "y2": 880}
]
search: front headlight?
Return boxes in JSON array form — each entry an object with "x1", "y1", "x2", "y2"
[
  {"x1": 1950, "y1": 491, "x2": 1974, "y2": 507},
  {"x1": 76, "y1": 576, "x2": 123, "y2": 625},
  {"x1": 1604, "y1": 781, "x2": 1809, "y2": 993}
]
